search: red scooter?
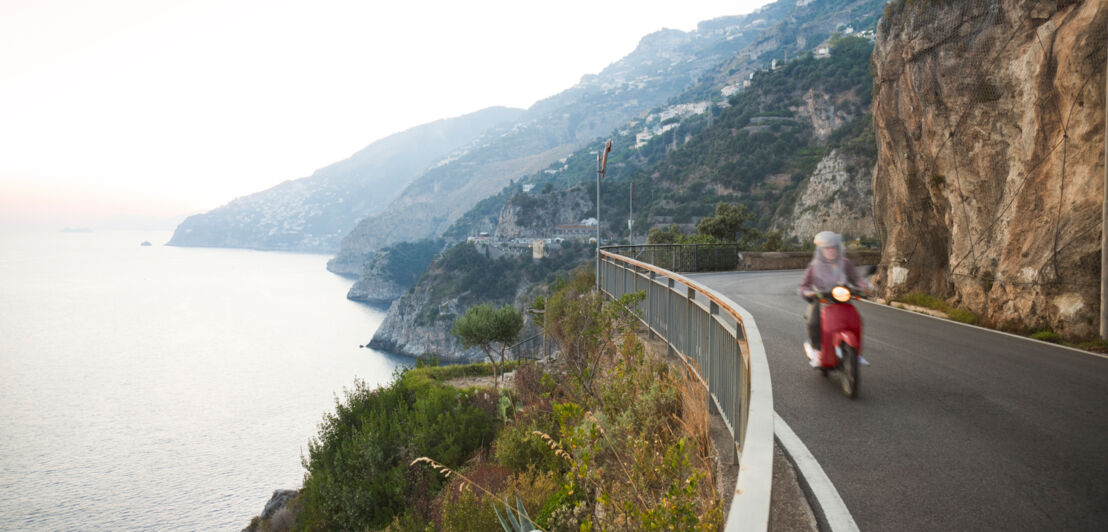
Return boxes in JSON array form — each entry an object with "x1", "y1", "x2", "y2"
[{"x1": 804, "y1": 284, "x2": 868, "y2": 398}]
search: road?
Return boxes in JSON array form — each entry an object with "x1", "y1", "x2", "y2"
[{"x1": 688, "y1": 270, "x2": 1108, "y2": 531}]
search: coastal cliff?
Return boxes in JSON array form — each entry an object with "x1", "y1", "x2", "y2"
[
  {"x1": 872, "y1": 0, "x2": 1106, "y2": 336},
  {"x1": 346, "y1": 239, "x2": 443, "y2": 304},
  {"x1": 369, "y1": 237, "x2": 591, "y2": 361}
]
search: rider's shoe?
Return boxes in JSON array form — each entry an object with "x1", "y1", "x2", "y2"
[
  {"x1": 859, "y1": 355, "x2": 871, "y2": 366},
  {"x1": 804, "y1": 342, "x2": 821, "y2": 367}
]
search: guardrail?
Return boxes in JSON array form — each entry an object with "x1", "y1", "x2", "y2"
[
  {"x1": 598, "y1": 248, "x2": 774, "y2": 531},
  {"x1": 508, "y1": 332, "x2": 548, "y2": 361},
  {"x1": 603, "y1": 243, "x2": 743, "y2": 272}
]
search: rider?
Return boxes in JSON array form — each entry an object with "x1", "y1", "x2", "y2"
[{"x1": 798, "y1": 231, "x2": 869, "y2": 367}]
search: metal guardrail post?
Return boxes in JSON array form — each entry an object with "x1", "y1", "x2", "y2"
[
  {"x1": 686, "y1": 286, "x2": 694, "y2": 361},
  {"x1": 667, "y1": 278, "x2": 675, "y2": 357},
  {"x1": 648, "y1": 271, "x2": 656, "y2": 338},
  {"x1": 708, "y1": 301, "x2": 719, "y2": 415}
]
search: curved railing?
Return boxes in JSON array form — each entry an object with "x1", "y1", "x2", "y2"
[{"x1": 598, "y1": 249, "x2": 774, "y2": 531}]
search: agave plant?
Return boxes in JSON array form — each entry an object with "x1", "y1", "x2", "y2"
[{"x1": 494, "y1": 494, "x2": 539, "y2": 532}]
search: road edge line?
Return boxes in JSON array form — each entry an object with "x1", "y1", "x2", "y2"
[
  {"x1": 860, "y1": 299, "x2": 1108, "y2": 361},
  {"x1": 774, "y1": 413, "x2": 859, "y2": 532}
]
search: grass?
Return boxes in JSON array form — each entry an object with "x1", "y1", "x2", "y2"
[
  {"x1": 899, "y1": 292, "x2": 979, "y2": 324},
  {"x1": 411, "y1": 359, "x2": 518, "y2": 381},
  {"x1": 1029, "y1": 329, "x2": 1062, "y2": 343},
  {"x1": 898, "y1": 297, "x2": 1108, "y2": 353},
  {"x1": 1072, "y1": 339, "x2": 1108, "y2": 353}
]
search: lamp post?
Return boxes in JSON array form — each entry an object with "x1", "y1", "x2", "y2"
[{"x1": 597, "y1": 139, "x2": 612, "y2": 291}]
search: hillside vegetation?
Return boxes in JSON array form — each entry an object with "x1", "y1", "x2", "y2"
[{"x1": 257, "y1": 269, "x2": 721, "y2": 531}]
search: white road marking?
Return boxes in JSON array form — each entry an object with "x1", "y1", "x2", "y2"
[{"x1": 775, "y1": 413, "x2": 860, "y2": 532}]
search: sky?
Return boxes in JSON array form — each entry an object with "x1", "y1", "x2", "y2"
[{"x1": 0, "y1": 0, "x2": 771, "y2": 230}]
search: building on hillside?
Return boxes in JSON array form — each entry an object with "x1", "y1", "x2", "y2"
[
  {"x1": 467, "y1": 231, "x2": 492, "y2": 245},
  {"x1": 554, "y1": 224, "x2": 594, "y2": 239}
]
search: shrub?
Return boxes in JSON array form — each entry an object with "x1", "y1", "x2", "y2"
[
  {"x1": 494, "y1": 412, "x2": 564, "y2": 474},
  {"x1": 296, "y1": 370, "x2": 499, "y2": 531},
  {"x1": 428, "y1": 464, "x2": 559, "y2": 532}
]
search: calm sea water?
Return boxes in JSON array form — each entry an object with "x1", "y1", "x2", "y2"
[{"x1": 0, "y1": 230, "x2": 408, "y2": 531}]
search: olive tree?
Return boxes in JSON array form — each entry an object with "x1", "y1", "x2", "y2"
[
  {"x1": 696, "y1": 202, "x2": 757, "y2": 243},
  {"x1": 452, "y1": 303, "x2": 523, "y2": 390}
]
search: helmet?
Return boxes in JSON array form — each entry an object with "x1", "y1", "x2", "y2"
[{"x1": 813, "y1": 231, "x2": 842, "y2": 249}]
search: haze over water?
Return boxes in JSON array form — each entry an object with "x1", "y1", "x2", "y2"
[{"x1": 0, "y1": 230, "x2": 407, "y2": 530}]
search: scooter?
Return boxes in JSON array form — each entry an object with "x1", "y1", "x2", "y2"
[{"x1": 803, "y1": 283, "x2": 868, "y2": 398}]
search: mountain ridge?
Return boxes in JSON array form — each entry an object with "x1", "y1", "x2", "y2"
[{"x1": 167, "y1": 106, "x2": 523, "y2": 253}]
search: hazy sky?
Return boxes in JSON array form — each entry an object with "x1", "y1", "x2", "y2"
[{"x1": 0, "y1": 0, "x2": 770, "y2": 229}]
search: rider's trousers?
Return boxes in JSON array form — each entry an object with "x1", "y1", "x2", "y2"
[{"x1": 805, "y1": 300, "x2": 821, "y2": 349}]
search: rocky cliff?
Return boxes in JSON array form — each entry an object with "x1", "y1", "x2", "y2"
[
  {"x1": 494, "y1": 187, "x2": 592, "y2": 240},
  {"x1": 167, "y1": 107, "x2": 522, "y2": 253},
  {"x1": 346, "y1": 239, "x2": 444, "y2": 304},
  {"x1": 872, "y1": 0, "x2": 1105, "y2": 337},
  {"x1": 367, "y1": 272, "x2": 486, "y2": 362},
  {"x1": 785, "y1": 149, "x2": 876, "y2": 241},
  {"x1": 369, "y1": 235, "x2": 591, "y2": 361}
]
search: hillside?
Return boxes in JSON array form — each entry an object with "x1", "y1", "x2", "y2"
[
  {"x1": 442, "y1": 0, "x2": 886, "y2": 247},
  {"x1": 446, "y1": 34, "x2": 880, "y2": 248},
  {"x1": 325, "y1": 9, "x2": 783, "y2": 275},
  {"x1": 167, "y1": 107, "x2": 522, "y2": 253},
  {"x1": 872, "y1": 0, "x2": 1105, "y2": 337}
]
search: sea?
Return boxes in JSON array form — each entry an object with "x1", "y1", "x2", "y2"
[{"x1": 0, "y1": 229, "x2": 409, "y2": 530}]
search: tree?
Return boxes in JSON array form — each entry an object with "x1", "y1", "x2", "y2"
[
  {"x1": 696, "y1": 203, "x2": 756, "y2": 244},
  {"x1": 761, "y1": 230, "x2": 786, "y2": 251},
  {"x1": 452, "y1": 303, "x2": 524, "y2": 391},
  {"x1": 648, "y1": 224, "x2": 685, "y2": 244}
]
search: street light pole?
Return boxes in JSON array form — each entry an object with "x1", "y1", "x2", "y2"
[{"x1": 597, "y1": 140, "x2": 612, "y2": 291}]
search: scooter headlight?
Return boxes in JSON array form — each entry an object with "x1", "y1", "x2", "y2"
[{"x1": 831, "y1": 286, "x2": 852, "y2": 302}]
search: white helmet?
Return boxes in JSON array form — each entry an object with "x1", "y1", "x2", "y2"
[{"x1": 813, "y1": 231, "x2": 842, "y2": 249}]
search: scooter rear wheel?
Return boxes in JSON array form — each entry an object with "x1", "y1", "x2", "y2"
[{"x1": 839, "y1": 345, "x2": 859, "y2": 398}]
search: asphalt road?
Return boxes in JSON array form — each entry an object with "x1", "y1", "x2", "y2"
[{"x1": 688, "y1": 270, "x2": 1108, "y2": 532}]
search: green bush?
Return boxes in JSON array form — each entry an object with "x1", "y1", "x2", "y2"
[
  {"x1": 494, "y1": 413, "x2": 565, "y2": 474},
  {"x1": 295, "y1": 370, "x2": 499, "y2": 531}
]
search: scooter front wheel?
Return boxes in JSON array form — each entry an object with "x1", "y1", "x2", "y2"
[{"x1": 839, "y1": 344, "x2": 860, "y2": 398}]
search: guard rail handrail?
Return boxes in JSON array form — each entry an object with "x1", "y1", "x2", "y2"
[{"x1": 598, "y1": 249, "x2": 774, "y2": 531}]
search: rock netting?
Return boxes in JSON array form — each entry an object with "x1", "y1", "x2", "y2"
[{"x1": 872, "y1": 0, "x2": 1106, "y2": 336}]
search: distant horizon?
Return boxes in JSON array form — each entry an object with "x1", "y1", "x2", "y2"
[{"x1": 0, "y1": 0, "x2": 772, "y2": 231}]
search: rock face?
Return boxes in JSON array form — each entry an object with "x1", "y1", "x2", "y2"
[
  {"x1": 367, "y1": 277, "x2": 485, "y2": 362},
  {"x1": 243, "y1": 489, "x2": 298, "y2": 532},
  {"x1": 786, "y1": 150, "x2": 876, "y2": 241},
  {"x1": 872, "y1": 0, "x2": 1105, "y2": 336},
  {"x1": 494, "y1": 187, "x2": 592, "y2": 241},
  {"x1": 369, "y1": 191, "x2": 592, "y2": 360},
  {"x1": 347, "y1": 262, "x2": 408, "y2": 304},
  {"x1": 167, "y1": 107, "x2": 522, "y2": 253},
  {"x1": 346, "y1": 239, "x2": 444, "y2": 304}
]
